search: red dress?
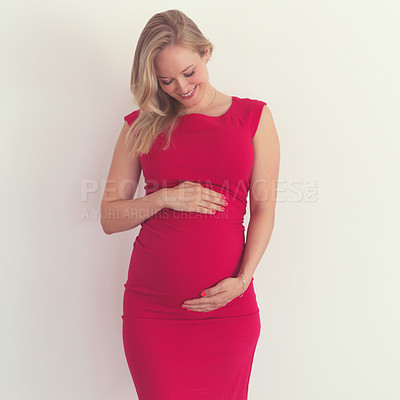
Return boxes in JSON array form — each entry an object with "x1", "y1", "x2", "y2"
[{"x1": 122, "y1": 96, "x2": 267, "y2": 399}]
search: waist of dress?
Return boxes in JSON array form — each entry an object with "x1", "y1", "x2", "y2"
[{"x1": 146, "y1": 207, "x2": 246, "y2": 227}]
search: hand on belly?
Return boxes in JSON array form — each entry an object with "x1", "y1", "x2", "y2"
[{"x1": 181, "y1": 276, "x2": 244, "y2": 313}]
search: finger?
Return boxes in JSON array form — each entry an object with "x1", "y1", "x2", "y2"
[
  {"x1": 202, "y1": 188, "x2": 226, "y2": 201},
  {"x1": 182, "y1": 297, "x2": 213, "y2": 306},
  {"x1": 198, "y1": 200, "x2": 225, "y2": 212},
  {"x1": 187, "y1": 290, "x2": 228, "y2": 303},
  {"x1": 202, "y1": 196, "x2": 227, "y2": 209},
  {"x1": 184, "y1": 303, "x2": 216, "y2": 312},
  {"x1": 190, "y1": 205, "x2": 218, "y2": 214},
  {"x1": 183, "y1": 184, "x2": 225, "y2": 205},
  {"x1": 182, "y1": 299, "x2": 203, "y2": 306},
  {"x1": 183, "y1": 295, "x2": 222, "y2": 307}
]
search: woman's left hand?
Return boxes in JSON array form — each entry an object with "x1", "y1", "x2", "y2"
[{"x1": 181, "y1": 276, "x2": 248, "y2": 312}]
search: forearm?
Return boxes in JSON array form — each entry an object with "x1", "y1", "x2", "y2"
[
  {"x1": 101, "y1": 190, "x2": 165, "y2": 235},
  {"x1": 238, "y1": 209, "x2": 275, "y2": 289}
]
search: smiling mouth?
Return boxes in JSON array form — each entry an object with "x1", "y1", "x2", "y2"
[{"x1": 179, "y1": 85, "x2": 197, "y2": 98}]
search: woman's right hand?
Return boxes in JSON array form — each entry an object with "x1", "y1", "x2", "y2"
[{"x1": 158, "y1": 181, "x2": 228, "y2": 214}]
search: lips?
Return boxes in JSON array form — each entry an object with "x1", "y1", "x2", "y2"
[
  {"x1": 183, "y1": 87, "x2": 194, "y2": 95},
  {"x1": 179, "y1": 85, "x2": 197, "y2": 99}
]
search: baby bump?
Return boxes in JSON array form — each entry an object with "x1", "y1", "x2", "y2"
[{"x1": 125, "y1": 217, "x2": 246, "y2": 307}]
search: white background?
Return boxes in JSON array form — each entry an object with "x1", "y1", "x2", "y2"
[{"x1": 1, "y1": 1, "x2": 399, "y2": 399}]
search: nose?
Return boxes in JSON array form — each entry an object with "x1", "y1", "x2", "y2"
[{"x1": 175, "y1": 80, "x2": 190, "y2": 95}]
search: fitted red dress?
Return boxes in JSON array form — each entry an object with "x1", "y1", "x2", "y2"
[{"x1": 121, "y1": 96, "x2": 267, "y2": 400}]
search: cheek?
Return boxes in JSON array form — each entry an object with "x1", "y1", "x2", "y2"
[
  {"x1": 160, "y1": 84, "x2": 173, "y2": 94},
  {"x1": 194, "y1": 71, "x2": 207, "y2": 83},
  {"x1": 161, "y1": 85, "x2": 181, "y2": 97}
]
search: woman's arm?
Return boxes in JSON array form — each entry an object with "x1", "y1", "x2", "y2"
[
  {"x1": 100, "y1": 121, "x2": 165, "y2": 235},
  {"x1": 236, "y1": 105, "x2": 280, "y2": 290},
  {"x1": 101, "y1": 193, "x2": 166, "y2": 235}
]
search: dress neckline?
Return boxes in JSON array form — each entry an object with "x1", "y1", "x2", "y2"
[{"x1": 179, "y1": 96, "x2": 236, "y2": 119}]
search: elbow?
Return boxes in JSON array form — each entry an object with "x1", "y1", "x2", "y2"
[
  {"x1": 250, "y1": 207, "x2": 275, "y2": 218},
  {"x1": 100, "y1": 210, "x2": 113, "y2": 235},
  {"x1": 100, "y1": 203, "x2": 114, "y2": 235},
  {"x1": 250, "y1": 208, "x2": 276, "y2": 227},
  {"x1": 100, "y1": 220, "x2": 113, "y2": 235}
]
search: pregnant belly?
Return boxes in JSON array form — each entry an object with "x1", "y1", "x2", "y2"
[{"x1": 123, "y1": 214, "x2": 258, "y2": 319}]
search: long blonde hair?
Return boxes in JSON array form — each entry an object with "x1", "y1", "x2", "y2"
[{"x1": 124, "y1": 9, "x2": 214, "y2": 156}]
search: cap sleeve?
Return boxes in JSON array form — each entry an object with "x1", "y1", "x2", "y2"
[
  {"x1": 124, "y1": 109, "x2": 140, "y2": 127},
  {"x1": 249, "y1": 100, "x2": 267, "y2": 139}
]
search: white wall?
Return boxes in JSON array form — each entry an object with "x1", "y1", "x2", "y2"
[{"x1": 1, "y1": 1, "x2": 399, "y2": 399}]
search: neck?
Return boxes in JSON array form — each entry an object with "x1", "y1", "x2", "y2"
[{"x1": 182, "y1": 86, "x2": 217, "y2": 115}]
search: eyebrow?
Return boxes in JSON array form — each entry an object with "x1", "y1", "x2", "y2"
[{"x1": 157, "y1": 64, "x2": 195, "y2": 79}]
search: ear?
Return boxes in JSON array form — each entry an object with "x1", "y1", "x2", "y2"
[{"x1": 205, "y1": 48, "x2": 211, "y2": 62}]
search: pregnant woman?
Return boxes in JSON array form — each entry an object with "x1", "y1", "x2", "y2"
[{"x1": 101, "y1": 9, "x2": 280, "y2": 400}]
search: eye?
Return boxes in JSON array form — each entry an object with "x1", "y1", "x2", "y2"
[{"x1": 160, "y1": 70, "x2": 195, "y2": 86}]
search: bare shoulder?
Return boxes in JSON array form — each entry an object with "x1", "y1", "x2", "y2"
[
  {"x1": 253, "y1": 105, "x2": 280, "y2": 155},
  {"x1": 113, "y1": 121, "x2": 139, "y2": 162},
  {"x1": 253, "y1": 105, "x2": 276, "y2": 141}
]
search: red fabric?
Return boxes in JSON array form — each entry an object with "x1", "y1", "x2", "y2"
[{"x1": 121, "y1": 96, "x2": 266, "y2": 399}]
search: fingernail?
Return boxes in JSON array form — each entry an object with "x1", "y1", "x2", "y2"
[
  {"x1": 201, "y1": 291, "x2": 206, "y2": 296},
  {"x1": 222, "y1": 195, "x2": 226, "y2": 199}
]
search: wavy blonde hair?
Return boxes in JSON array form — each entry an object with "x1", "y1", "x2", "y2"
[{"x1": 124, "y1": 9, "x2": 214, "y2": 156}]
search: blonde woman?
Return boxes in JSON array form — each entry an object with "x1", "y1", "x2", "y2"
[{"x1": 101, "y1": 9, "x2": 280, "y2": 400}]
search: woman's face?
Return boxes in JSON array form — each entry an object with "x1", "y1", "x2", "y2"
[{"x1": 154, "y1": 44, "x2": 211, "y2": 108}]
